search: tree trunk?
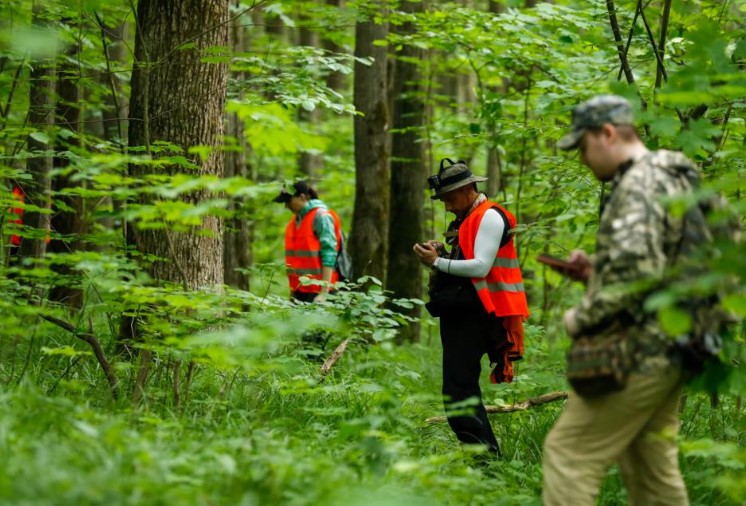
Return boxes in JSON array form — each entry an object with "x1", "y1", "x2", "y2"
[
  {"x1": 100, "y1": 22, "x2": 130, "y2": 144},
  {"x1": 127, "y1": 0, "x2": 229, "y2": 290},
  {"x1": 488, "y1": 0, "x2": 506, "y2": 13},
  {"x1": 655, "y1": 0, "x2": 672, "y2": 89},
  {"x1": 224, "y1": 0, "x2": 251, "y2": 291},
  {"x1": 350, "y1": 7, "x2": 389, "y2": 282},
  {"x1": 263, "y1": 4, "x2": 287, "y2": 42},
  {"x1": 97, "y1": 21, "x2": 130, "y2": 236},
  {"x1": 19, "y1": 5, "x2": 54, "y2": 261},
  {"x1": 387, "y1": 0, "x2": 426, "y2": 343},
  {"x1": 322, "y1": 0, "x2": 347, "y2": 92},
  {"x1": 48, "y1": 40, "x2": 84, "y2": 308},
  {"x1": 298, "y1": 15, "x2": 323, "y2": 178},
  {"x1": 486, "y1": 145, "x2": 501, "y2": 198}
]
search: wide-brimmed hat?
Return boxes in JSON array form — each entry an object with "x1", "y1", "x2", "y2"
[
  {"x1": 428, "y1": 159, "x2": 487, "y2": 200},
  {"x1": 272, "y1": 180, "x2": 312, "y2": 203},
  {"x1": 557, "y1": 95, "x2": 634, "y2": 150}
]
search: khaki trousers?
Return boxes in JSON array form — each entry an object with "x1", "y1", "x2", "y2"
[{"x1": 542, "y1": 364, "x2": 689, "y2": 506}]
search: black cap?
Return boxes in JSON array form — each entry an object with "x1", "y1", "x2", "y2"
[{"x1": 272, "y1": 181, "x2": 312, "y2": 203}]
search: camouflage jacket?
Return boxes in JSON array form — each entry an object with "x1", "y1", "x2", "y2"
[{"x1": 573, "y1": 150, "x2": 701, "y2": 369}]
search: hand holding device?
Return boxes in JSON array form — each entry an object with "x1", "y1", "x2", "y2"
[
  {"x1": 537, "y1": 254, "x2": 581, "y2": 272},
  {"x1": 537, "y1": 253, "x2": 591, "y2": 284}
]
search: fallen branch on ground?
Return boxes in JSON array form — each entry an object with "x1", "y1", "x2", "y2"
[
  {"x1": 425, "y1": 391, "x2": 568, "y2": 423},
  {"x1": 41, "y1": 313, "x2": 119, "y2": 400},
  {"x1": 319, "y1": 338, "x2": 350, "y2": 377}
]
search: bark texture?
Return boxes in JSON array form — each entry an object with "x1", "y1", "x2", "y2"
[
  {"x1": 48, "y1": 42, "x2": 84, "y2": 307},
  {"x1": 19, "y1": 6, "x2": 55, "y2": 261},
  {"x1": 224, "y1": 2, "x2": 251, "y2": 291},
  {"x1": 128, "y1": 0, "x2": 229, "y2": 289},
  {"x1": 387, "y1": 0, "x2": 426, "y2": 342},
  {"x1": 351, "y1": 8, "x2": 389, "y2": 281}
]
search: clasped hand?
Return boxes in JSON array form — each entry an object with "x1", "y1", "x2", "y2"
[{"x1": 413, "y1": 241, "x2": 443, "y2": 268}]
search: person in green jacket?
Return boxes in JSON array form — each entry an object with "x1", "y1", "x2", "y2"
[{"x1": 274, "y1": 181, "x2": 342, "y2": 303}]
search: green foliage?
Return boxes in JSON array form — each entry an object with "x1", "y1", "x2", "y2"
[{"x1": 0, "y1": 0, "x2": 744, "y2": 504}]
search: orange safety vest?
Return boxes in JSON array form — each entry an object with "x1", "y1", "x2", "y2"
[
  {"x1": 285, "y1": 207, "x2": 342, "y2": 294},
  {"x1": 458, "y1": 200, "x2": 529, "y2": 318},
  {"x1": 459, "y1": 199, "x2": 529, "y2": 384}
]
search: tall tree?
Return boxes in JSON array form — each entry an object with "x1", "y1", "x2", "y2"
[
  {"x1": 350, "y1": 5, "x2": 389, "y2": 281},
  {"x1": 19, "y1": 4, "x2": 55, "y2": 262},
  {"x1": 127, "y1": 0, "x2": 229, "y2": 290},
  {"x1": 387, "y1": 0, "x2": 427, "y2": 343},
  {"x1": 298, "y1": 11, "x2": 323, "y2": 177},
  {"x1": 485, "y1": 0, "x2": 505, "y2": 198},
  {"x1": 99, "y1": 21, "x2": 130, "y2": 144},
  {"x1": 48, "y1": 34, "x2": 84, "y2": 307},
  {"x1": 224, "y1": 1, "x2": 251, "y2": 291},
  {"x1": 321, "y1": 0, "x2": 347, "y2": 92}
]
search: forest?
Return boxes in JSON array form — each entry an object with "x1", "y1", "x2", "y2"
[{"x1": 0, "y1": 0, "x2": 744, "y2": 504}]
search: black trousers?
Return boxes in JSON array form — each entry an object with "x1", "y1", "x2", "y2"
[
  {"x1": 440, "y1": 307, "x2": 502, "y2": 456},
  {"x1": 291, "y1": 290, "x2": 317, "y2": 303}
]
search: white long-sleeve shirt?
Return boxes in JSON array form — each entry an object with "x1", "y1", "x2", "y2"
[{"x1": 433, "y1": 208, "x2": 506, "y2": 278}]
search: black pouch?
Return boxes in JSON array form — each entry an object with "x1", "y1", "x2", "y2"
[{"x1": 425, "y1": 271, "x2": 482, "y2": 317}]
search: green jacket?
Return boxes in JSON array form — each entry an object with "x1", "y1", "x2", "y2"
[{"x1": 295, "y1": 199, "x2": 338, "y2": 268}]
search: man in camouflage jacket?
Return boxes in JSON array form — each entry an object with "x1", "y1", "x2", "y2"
[{"x1": 542, "y1": 95, "x2": 691, "y2": 505}]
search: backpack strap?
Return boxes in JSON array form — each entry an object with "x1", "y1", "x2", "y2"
[{"x1": 491, "y1": 205, "x2": 511, "y2": 248}]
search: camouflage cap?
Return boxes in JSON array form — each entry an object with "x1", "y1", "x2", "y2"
[{"x1": 557, "y1": 95, "x2": 634, "y2": 150}]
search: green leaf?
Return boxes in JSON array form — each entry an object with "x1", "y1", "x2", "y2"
[
  {"x1": 658, "y1": 306, "x2": 692, "y2": 336},
  {"x1": 41, "y1": 346, "x2": 92, "y2": 358},
  {"x1": 722, "y1": 294, "x2": 746, "y2": 317},
  {"x1": 648, "y1": 116, "x2": 679, "y2": 138},
  {"x1": 29, "y1": 132, "x2": 51, "y2": 144}
]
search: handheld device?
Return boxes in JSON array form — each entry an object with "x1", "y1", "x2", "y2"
[{"x1": 537, "y1": 254, "x2": 581, "y2": 272}]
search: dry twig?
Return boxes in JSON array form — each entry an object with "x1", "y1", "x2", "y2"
[
  {"x1": 41, "y1": 313, "x2": 119, "y2": 400},
  {"x1": 319, "y1": 338, "x2": 350, "y2": 377},
  {"x1": 425, "y1": 391, "x2": 568, "y2": 424}
]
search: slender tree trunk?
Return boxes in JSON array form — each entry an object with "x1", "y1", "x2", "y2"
[
  {"x1": 438, "y1": 65, "x2": 458, "y2": 110},
  {"x1": 19, "y1": 5, "x2": 55, "y2": 261},
  {"x1": 224, "y1": 0, "x2": 251, "y2": 291},
  {"x1": 387, "y1": 0, "x2": 426, "y2": 343},
  {"x1": 127, "y1": 0, "x2": 229, "y2": 290},
  {"x1": 48, "y1": 39, "x2": 84, "y2": 307},
  {"x1": 263, "y1": 4, "x2": 287, "y2": 42},
  {"x1": 97, "y1": 21, "x2": 130, "y2": 236},
  {"x1": 485, "y1": 0, "x2": 504, "y2": 198},
  {"x1": 606, "y1": 0, "x2": 635, "y2": 85},
  {"x1": 350, "y1": 6, "x2": 389, "y2": 281},
  {"x1": 100, "y1": 22, "x2": 129, "y2": 144},
  {"x1": 488, "y1": 0, "x2": 506, "y2": 12},
  {"x1": 298, "y1": 16, "x2": 323, "y2": 178},
  {"x1": 322, "y1": 0, "x2": 347, "y2": 92},
  {"x1": 486, "y1": 145, "x2": 501, "y2": 198},
  {"x1": 655, "y1": 0, "x2": 672, "y2": 89}
]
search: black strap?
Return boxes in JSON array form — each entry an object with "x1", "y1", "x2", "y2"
[
  {"x1": 492, "y1": 206, "x2": 511, "y2": 248},
  {"x1": 439, "y1": 158, "x2": 455, "y2": 171}
]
